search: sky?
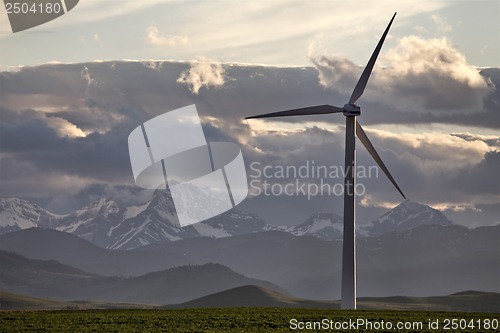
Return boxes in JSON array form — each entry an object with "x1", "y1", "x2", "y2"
[
  {"x1": 0, "y1": 0, "x2": 499, "y2": 68},
  {"x1": 0, "y1": 0, "x2": 499, "y2": 228}
]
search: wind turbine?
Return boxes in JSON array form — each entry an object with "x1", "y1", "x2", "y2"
[{"x1": 245, "y1": 13, "x2": 405, "y2": 310}]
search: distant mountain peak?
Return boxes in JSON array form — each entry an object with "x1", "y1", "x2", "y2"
[
  {"x1": 148, "y1": 189, "x2": 176, "y2": 215},
  {"x1": 77, "y1": 198, "x2": 120, "y2": 214},
  {"x1": 289, "y1": 211, "x2": 343, "y2": 240},
  {"x1": 0, "y1": 197, "x2": 61, "y2": 231},
  {"x1": 0, "y1": 197, "x2": 42, "y2": 211},
  {"x1": 362, "y1": 200, "x2": 453, "y2": 237}
]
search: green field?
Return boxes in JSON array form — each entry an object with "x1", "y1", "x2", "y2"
[{"x1": 0, "y1": 308, "x2": 499, "y2": 333}]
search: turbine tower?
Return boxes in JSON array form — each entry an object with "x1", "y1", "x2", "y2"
[{"x1": 246, "y1": 13, "x2": 405, "y2": 310}]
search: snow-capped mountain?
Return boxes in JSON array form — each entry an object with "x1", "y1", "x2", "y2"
[
  {"x1": 104, "y1": 190, "x2": 270, "y2": 250},
  {"x1": 0, "y1": 195, "x2": 456, "y2": 249},
  {"x1": 288, "y1": 201, "x2": 455, "y2": 240},
  {"x1": 0, "y1": 198, "x2": 62, "y2": 233},
  {"x1": 0, "y1": 190, "x2": 271, "y2": 250},
  {"x1": 57, "y1": 199, "x2": 124, "y2": 248},
  {"x1": 361, "y1": 200, "x2": 453, "y2": 237},
  {"x1": 288, "y1": 212, "x2": 343, "y2": 240}
]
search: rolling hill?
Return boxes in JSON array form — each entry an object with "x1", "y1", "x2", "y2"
[
  {"x1": 171, "y1": 286, "x2": 500, "y2": 312},
  {"x1": 1, "y1": 224, "x2": 498, "y2": 300},
  {"x1": 0, "y1": 250, "x2": 285, "y2": 304}
]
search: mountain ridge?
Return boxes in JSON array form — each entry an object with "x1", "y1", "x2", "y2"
[
  {"x1": 170, "y1": 285, "x2": 500, "y2": 312},
  {"x1": 0, "y1": 194, "x2": 458, "y2": 249},
  {"x1": 0, "y1": 250, "x2": 285, "y2": 304}
]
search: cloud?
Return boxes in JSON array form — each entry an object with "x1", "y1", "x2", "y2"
[
  {"x1": 45, "y1": 117, "x2": 87, "y2": 138},
  {"x1": 447, "y1": 151, "x2": 500, "y2": 196},
  {"x1": 146, "y1": 25, "x2": 188, "y2": 47},
  {"x1": 431, "y1": 14, "x2": 452, "y2": 34},
  {"x1": 351, "y1": 127, "x2": 499, "y2": 217},
  {"x1": 81, "y1": 66, "x2": 95, "y2": 86},
  {"x1": 450, "y1": 132, "x2": 500, "y2": 149},
  {"x1": 10, "y1": 0, "x2": 169, "y2": 29},
  {"x1": 81, "y1": 66, "x2": 97, "y2": 95},
  {"x1": 240, "y1": 118, "x2": 499, "y2": 225},
  {"x1": 0, "y1": 154, "x2": 92, "y2": 199},
  {"x1": 431, "y1": 202, "x2": 481, "y2": 213},
  {"x1": 310, "y1": 56, "x2": 360, "y2": 97},
  {"x1": 310, "y1": 36, "x2": 493, "y2": 113},
  {"x1": 177, "y1": 58, "x2": 226, "y2": 94},
  {"x1": 379, "y1": 36, "x2": 492, "y2": 111},
  {"x1": 1, "y1": 60, "x2": 498, "y2": 227}
]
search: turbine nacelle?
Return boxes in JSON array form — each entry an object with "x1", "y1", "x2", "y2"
[{"x1": 343, "y1": 103, "x2": 360, "y2": 116}]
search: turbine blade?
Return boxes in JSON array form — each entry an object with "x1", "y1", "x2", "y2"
[
  {"x1": 245, "y1": 105, "x2": 343, "y2": 119},
  {"x1": 349, "y1": 12, "x2": 396, "y2": 105},
  {"x1": 356, "y1": 121, "x2": 406, "y2": 199}
]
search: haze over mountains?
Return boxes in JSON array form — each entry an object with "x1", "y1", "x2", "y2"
[
  {"x1": 0, "y1": 250, "x2": 282, "y2": 304},
  {"x1": 0, "y1": 192, "x2": 498, "y2": 305},
  {"x1": 0, "y1": 218, "x2": 498, "y2": 301}
]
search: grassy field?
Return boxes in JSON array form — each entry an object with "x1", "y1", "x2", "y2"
[
  {"x1": 0, "y1": 291, "x2": 155, "y2": 311},
  {"x1": 0, "y1": 308, "x2": 499, "y2": 332}
]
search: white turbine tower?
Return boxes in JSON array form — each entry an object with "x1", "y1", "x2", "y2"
[{"x1": 246, "y1": 13, "x2": 405, "y2": 310}]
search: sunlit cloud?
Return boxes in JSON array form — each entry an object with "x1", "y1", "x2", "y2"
[
  {"x1": 431, "y1": 202, "x2": 481, "y2": 213},
  {"x1": 146, "y1": 25, "x2": 188, "y2": 47},
  {"x1": 431, "y1": 14, "x2": 452, "y2": 34},
  {"x1": 360, "y1": 195, "x2": 400, "y2": 210},
  {"x1": 81, "y1": 66, "x2": 97, "y2": 95},
  {"x1": 177, "y1": 58, "x2": 226, "y2": 94},
  {"x1": 45, "y1": 117, "x2": 87, "y2": 138},
  {"x1": 309, "y1": 36, "x2": 493, "y2": 113}
]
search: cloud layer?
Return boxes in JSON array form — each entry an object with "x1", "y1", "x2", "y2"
[
  {"x1": 310, "y1": 36, "x2": 493, "y2": 113},
  {"x1": 0, "y1": 58, "x2": 498, "y2": 227}
]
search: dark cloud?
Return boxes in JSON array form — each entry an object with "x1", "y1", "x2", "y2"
[
  {"x1": 448, "y1": 151, "x2": 500, "y2": 195},
  {"x1": 450, "y1": 133, "x2": 500, "y2": 148},
  {"x1": 0, "y1": 117, "x2": 69, "y2": 152}
]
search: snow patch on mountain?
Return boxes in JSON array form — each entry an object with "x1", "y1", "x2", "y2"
[
  {"x1": 193, "y1": 223, "x2": 232, "y2": 238},
  {"x1": 289, "y1": 212, "x2": 343, "y2": 240},
  {"x1": 109, "y1": 218, "x2": 152, "y2": 249},
  {"x1": 0, "y1": 198, "x2": 63, "y2": 232}
]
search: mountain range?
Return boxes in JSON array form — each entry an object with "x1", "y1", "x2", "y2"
[
  {"x1": 0, "y1": 190, "x2": 455, "y2": 250},
  {"x1": 1, "y1": 192, "x2": 497, "y2": 303},
  {"x1": 0, "y1": 191, "x2": 270, "y2": 250},
  {"x1": 0, "y1": 250, "x2": 282, "y2": 304}
]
